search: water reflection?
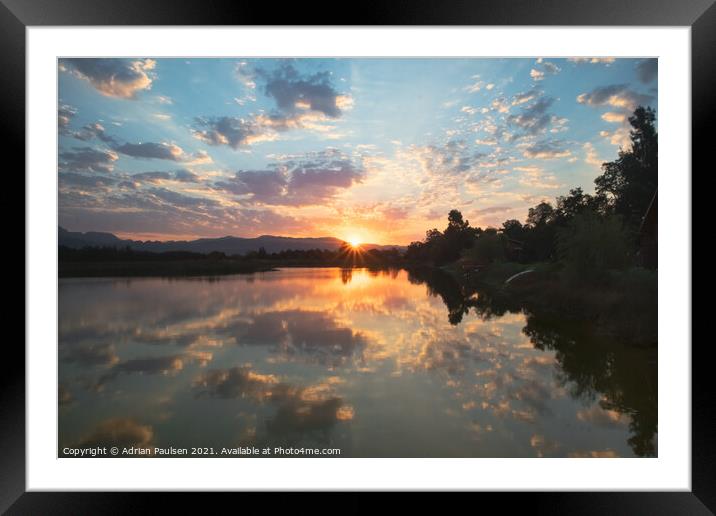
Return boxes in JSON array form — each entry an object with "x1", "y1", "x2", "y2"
[{"x1": 59, "y1": 267, "x2": 656, "y2": 457}]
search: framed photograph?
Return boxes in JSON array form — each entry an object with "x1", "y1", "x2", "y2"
[{"x1": 7, "y1": 0, "x2": 708, "y2": 510}]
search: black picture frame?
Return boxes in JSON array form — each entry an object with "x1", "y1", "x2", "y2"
[{"x1": 5, "y1": 0, "x2": 708, "y2": 511}]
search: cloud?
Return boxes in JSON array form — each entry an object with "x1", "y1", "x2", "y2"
[
  {"x1": 59, "y1": 172, "x2": 116, "y2": 190},
  {"x1": 230, "y1": 309, "x2": 368, "y2": 366},
  {"x1": 60, "y1": 58, "x2": 156, "y2": 99},
  {"x1": 258, "y1": 62, "x2": 345, "y2": 118},
  {"x1": 192, "y1": 116, "x2": 278, "y2": 149},
  {"x1": 540, "y1": 61, "x2": 561, "y2": 75},
  {"x1": 636, "y1": 59, "x2": 658, "y2": 83},
  {"x1": 583, "y1": 142, "x2": 605, "y2": 167},
  {"x1": 576, "y1": 404, "x2": 629, "y2": 429},
  {"x1": 600, "y1": 112, "x2": 627, "y2": 123},
  {"x1": 577, "y1": 84, "x2": 654, "y2": 111},
  {"x1": 59, "y1": 179, "x2": 307, "y2": 239},
  {"x1": 193, "y1": 365, "x2": 279, "y2": 401},
  {"x1": 516, "y1": 165, "x2": 563, "y2": 189},
  {"x1": 58, "y1": 105, "x2": 116, "y2": 144},
  {"x1": 218, "y1": 169, "x2": 287, "y2": 199},
  {"x1": 58, "y1": 104, "x2": 77, "y2": 133},
  {"x1": 74, "y1": 123, "x2": 117, "y2": 144},
  {"x1": 233, "y1": 61, "x2": 258, "y2": 105},
  {"x1": 97, "y1": 351, "x2": 212, "y2": 388},
  {"x1": 599, "y1": 127, "x2": 632, "y2": 149},
  {"x1": 173, "y1": 169, "x2": 201, "y2": 182},
  {"x1": 530, "y1": 68, "x2": 544, "y2": 81},
  {"x1": 111, "y1": 142, "x2": 211, "y2": 165},
  {"x1": 114, "y1": 142, "x2": 185, "y2": 161},
  {"x1": 507, "y1": 96, "x2": 556, "y2": 138},
  {"x1": 76, "y1": 418, "x2": 154, "y2": 449},
  {"x1": 60, "y1": 341, "x2": 118, "y2": 366},
  {"x1": 531, "y1": 59, "x2": 561, "y2": 81},
  {"x1": 512, "y1": 91, "x2": 538, "y2": 106},
  {"x1": 191, "y1": 109, "x2": 343, "y2": 149},
  {"x1": 193, "y1": 63, "x2": 349, "y2": 149},
  {"x1": 522, "y1": 140, "x2": 571, "y2": 159},
  {"x1": 193, "y1": 366, "x2": 352, "y2": 440},
  {"x1": 465, "y1": 76, "x2": 493, "y2": 93},
  {"x1": 148, "y1": 187, "x2": 221, "y2": 208},
  {"x1": 59, "y1": 146, "x2": 119, "y2": 173},
  {"x1": 215, "y1": 150, "x2": 364, "y2": 206},
  {"x1": 416, "y1": 141, "x2": 488, "y2": 176},
  {"x1": 235, "y1": 61, "x2": 257, "y2": 90}
]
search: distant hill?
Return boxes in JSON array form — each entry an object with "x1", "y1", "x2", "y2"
[{"x1": 58, "y1": 227, "x2": 405, "y2": 255}]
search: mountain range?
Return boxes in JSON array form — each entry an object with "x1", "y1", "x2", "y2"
[{"x1": 58, "y1": 227, "x2": 405, "y2": 255}]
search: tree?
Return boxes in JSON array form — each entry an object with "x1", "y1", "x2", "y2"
[
  {"x1": 595, "y1": 106, "x2": 657, "y2": 227},
  {"x1": 556, "y1": 210, "x2": 632, "y2": 285},
  {"x1": 526, "y1": 201, "x2": 555, "y2": 227},
  {"x1": 446, "y1": 209, "x2": 469, "y2": 233},
  {"x1": 501, "y1": 219, "x2": 523, "y2": 239}
]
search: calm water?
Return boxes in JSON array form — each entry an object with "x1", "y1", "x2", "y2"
[{"x1": 58, "y1": 268, "x2": 657, "y2": 457}]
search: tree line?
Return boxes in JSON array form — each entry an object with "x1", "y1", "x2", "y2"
[{"x1": 405, "y1": 106, "x2": 658, "y2": 282}]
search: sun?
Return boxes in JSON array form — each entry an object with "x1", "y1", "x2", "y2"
[{"x1": 347, "y1": 236, "x2": 361, "y2": 248}]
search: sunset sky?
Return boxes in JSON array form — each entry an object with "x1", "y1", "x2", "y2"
[{"x1": 58, "y1": 57, "x2": 657, "y2": 244}]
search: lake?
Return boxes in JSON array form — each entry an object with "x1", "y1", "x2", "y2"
[{"x1": 58, "y1": 267, "x2": 657, "y2": 457}]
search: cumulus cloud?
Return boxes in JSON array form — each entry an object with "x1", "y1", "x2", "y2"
[
  {"x1": 76, "y1": 418, "x2": 154, "y2": 449},
  {"x1": 601, "y1": 112, "x2": 627, "y2": 123},
  {"x1": 530, "y1": 68, "x2": 545, "y2": 81},
  {"x1": 507, "y1": 96, "x2": 556, "y2": 138},
  {"x1": 577, "y1": 84, "x2": 654, "y2": 111},
  {"x1": 599, "y1": 127, "x2": 632, "y2": 149},
  {"x1": 257, "y1": 62, "x2": 345, "y2": 118},
  {"x1": 416, "y1": 140, "x2": 489, "y2": 176},
  {"x1": 97, "y1": 351, "x2": 212, "y2": 388},
  {"x1": 193, "y1": 366, "x2": 353, "y2": 439},
  {"x1": 60, "y1": 341, "x2": 118, "y2": 366},
  {"x1": 235, "y1": 61, "x2": 257, "y2": 90},
  {"x1": 215, "y1": 149, "x2": 364, "y2": 206},
  {"x1": 583, "y1": 142, "x2": 606, "y2": 167},
  {"x1": 192, "y1": 115, "x2": 278, "y2": 149},
  {"x1": 540, "y1": 61, "x2": 561, "y2": 75},
  {"x1": 111, "y1": 142, "x2": 211, "y2": 166},
  {"x1": 59, "y1": 146, "x2": 119, "y2": 173},
  {"x1": 58, "y1": 104, "x2": 77, "y2": 133},
  {"x1": 522, "y1": 140, "x2": 571, "y2": 159},
  {"x1": 193, "y1": 63, "x2": 349, "y2": 149},
  {"x1": 60, "y1": 58, "x2": 156, "y2": 99},
  {"x1": 59, "y1": 172, "x2": 116, "y2": 191},
  {"x1": 173, "y1": 169, "x2": 201, "y2": 182},
  {"x1": 516, "y1": 165, "x2": 562, "y2": 189},
  {"x1": 114, "y1": 142, "x2": 185, "y2": 161},
  {"x1": 512, "y1": 91, "x2": 538, "y2": 106},
  {"x1": 530, "y1": 59, "x2": 561, "y2": 81},
  {"x1": 124, "y1": 169, "x2": 201, "y2": 186},
  {"x1": 636, "y1": 58, "x2": 658, "y2": 83},
  {"x1": 59, "y1": 105, "x2": 116, "y2": 144}
]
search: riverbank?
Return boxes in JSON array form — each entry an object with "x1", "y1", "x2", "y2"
[
  {"x1": 441, "y1": 261, "x2": 657, "y2": 347},
  {"x1": 58, "y1": 260, "x2": 277, "y2": 277},
  {"x1": 58, "y1": 259, "x2": 409, "y2": 278}
]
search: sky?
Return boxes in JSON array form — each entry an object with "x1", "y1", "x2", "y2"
[{"x1": 58, "y1": 57, "x2": 657, "y2": 245}]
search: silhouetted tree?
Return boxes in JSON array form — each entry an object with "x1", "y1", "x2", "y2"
[{"x1": 595, "y1": 106, "x2": 657, "y2": 227}]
